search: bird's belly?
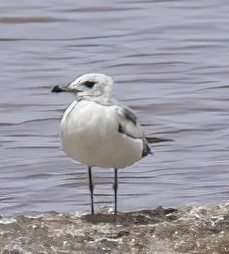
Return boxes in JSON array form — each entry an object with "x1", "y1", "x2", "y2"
[{"x1": 60, "y1": 104, "x2": 143, "y2": 168}]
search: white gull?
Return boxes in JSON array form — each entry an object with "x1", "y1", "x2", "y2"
[{"x1": 52, "y1": 73, "x2": 154, "y2": 215}]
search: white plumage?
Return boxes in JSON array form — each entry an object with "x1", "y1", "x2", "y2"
[
  {"x1": 52, "y1": 73, "x2": 152, "y2": 214},
  {"x1": 61, "y1": 100, "x2": 144, "y2": 168}
]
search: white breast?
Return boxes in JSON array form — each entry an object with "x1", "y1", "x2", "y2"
[{"x1": 60, "y1": 100, "x2": 143, "y2": 168}]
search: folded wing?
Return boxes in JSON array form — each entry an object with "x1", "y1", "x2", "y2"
[{"x1": 115, "y1": 105, "x2": 152, "y2": 157}]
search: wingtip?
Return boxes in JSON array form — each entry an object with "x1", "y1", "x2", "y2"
[{"x1": 146, "y1": 137, "x2": 174, "y2": 144}]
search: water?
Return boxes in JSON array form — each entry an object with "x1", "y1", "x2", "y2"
[{"x1": 0, "y1": 0, "x2": 229, "y2": 218}]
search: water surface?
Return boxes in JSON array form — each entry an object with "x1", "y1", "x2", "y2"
[{"x1": 0, "y1": 0, "x2": 229, "y2": 216}]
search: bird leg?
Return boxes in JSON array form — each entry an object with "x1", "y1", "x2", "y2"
[
  {"x1": 88, "y1": 166, "x2": 94, "y2": 214},
  {"x1": 113, "y1": 168, "x2": 118, "y2": 215}
]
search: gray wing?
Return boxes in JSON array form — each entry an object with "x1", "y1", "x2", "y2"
[
  {"x1": 115, "y1": 105, "x2": 144, "y2": 139},
  {"x1": 115, "y1": 105, "x2": 152, "y2": 157}
]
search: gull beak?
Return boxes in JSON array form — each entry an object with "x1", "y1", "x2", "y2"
[{"x1": 51, "y1": 85, "x2": 80, "y2": 93}]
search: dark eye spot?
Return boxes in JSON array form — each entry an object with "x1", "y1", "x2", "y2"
[{"x1": 83, "y1": 81, "x2": 95, "y2": 89}]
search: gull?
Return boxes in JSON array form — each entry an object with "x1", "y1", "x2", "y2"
[{"x1": 51, "y1": 73, "x2": 155, "y2": 215}]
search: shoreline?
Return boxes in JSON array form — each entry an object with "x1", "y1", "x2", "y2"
[{"x1": 0, "y1": 202, "x2": 228, "y2": 253}]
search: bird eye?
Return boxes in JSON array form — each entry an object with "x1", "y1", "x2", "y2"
[{"x1": 83, "y1": 81, "x2": 95, "y2": 89}]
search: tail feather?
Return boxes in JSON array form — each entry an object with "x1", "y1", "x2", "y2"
[{"x1": 146, "y1": 137, "x2": 173, "y2": 143}]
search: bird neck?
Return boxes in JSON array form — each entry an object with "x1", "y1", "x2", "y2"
[{"x1": 77, "y1": 95, "x2": 112, "y2": 105}]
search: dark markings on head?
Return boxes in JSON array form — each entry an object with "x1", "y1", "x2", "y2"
[{"x1": 83, "y1": 81, "x2": 95, "y2": 89}]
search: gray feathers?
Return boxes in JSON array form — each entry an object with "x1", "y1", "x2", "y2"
[
  {"x1": 116, "y1": 105, "x2": 144, "y2": 139},
  {"x1": 122, "y1": 107, "x2": 137, "y2": 125},
  {"x1": 116, "y1": 105, "x2": 152, "y2": 157}
]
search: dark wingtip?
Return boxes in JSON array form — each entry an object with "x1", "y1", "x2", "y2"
[
  {"x1": 51, "y1": 85, "x2": 62, "y2": 93},
  {"x1": 146, "y1": 137, "x2": 174, "y2": 143},
  {"x1": 142, "y1": 139, "x2": 152, "y2": 157}
]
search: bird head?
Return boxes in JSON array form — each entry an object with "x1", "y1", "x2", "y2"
[{"x1": 51, "y1": 73, "x2": 113, "y2": 104}]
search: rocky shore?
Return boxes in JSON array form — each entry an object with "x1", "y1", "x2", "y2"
[{"x1": 0, "y1": 203, "x2": 228, "y2": 254}]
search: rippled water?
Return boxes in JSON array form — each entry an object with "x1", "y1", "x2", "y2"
[{"x1": 0, "y1": 0, "x2": 229, "y2": 216}]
